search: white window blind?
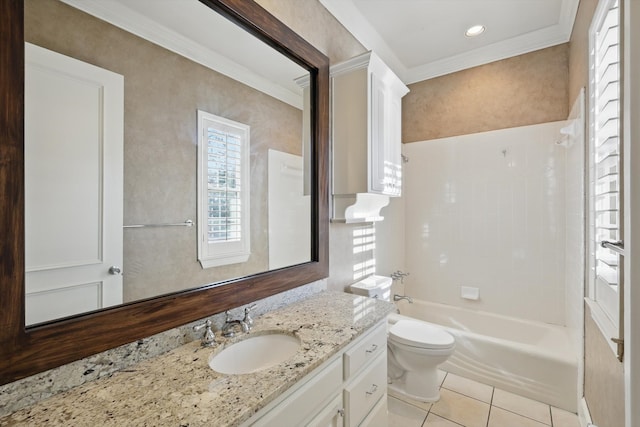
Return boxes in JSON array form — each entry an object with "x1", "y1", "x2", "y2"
[
  {"x1": 593, "y1": 0, "x2": 621, "y2": 289},
  {"x1": 197, "y1": 111, "x2": 250, "y2": 268},
  {"x1": 207, "y1": 128, "x2": 242, "y2": 242},
  {"x1": 588, "y1": 0, "x2": 624, "y2": 359}
]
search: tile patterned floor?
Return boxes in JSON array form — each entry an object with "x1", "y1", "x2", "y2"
[{"x1": 388, "y1": 371, "x2": 581, "y2": 427}]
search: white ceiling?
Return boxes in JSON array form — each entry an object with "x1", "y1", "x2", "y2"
[
  {"x1": 320, "y1": 0, "x2": 579, "y2": 84},
  {"x1": 60, "y1": 0, "x2": 307, "y2": 108}
]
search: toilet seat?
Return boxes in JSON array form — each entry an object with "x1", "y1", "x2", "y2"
[{"x1": 389, "y1": 320, "x2": 455, "y2": 350}]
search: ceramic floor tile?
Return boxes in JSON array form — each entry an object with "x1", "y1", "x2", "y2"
[
  {"x1": 488, "y1": 406, "x2": 550, "y2": 427},
  {"x1": 388, "y1": 395, "x2": 428, "y2": 427},
  {"x1": 423, "y1": 413, "x2": 465, "y2": 426},
  {"x1": 442, "y1": 373, "x2": 494, "y2": 403},
  {"x1": 430, "y1": 388, "x2": 490, "y2": 427},
  {"x1": 492, "y1": 388, "x2": 551, "y2": 425},
  {"x1": 388, "y1": 387, "x2": 433, "y2": 412},
  {"x1": 550, "y1": 406, "x2": 581, "y2": 427}
]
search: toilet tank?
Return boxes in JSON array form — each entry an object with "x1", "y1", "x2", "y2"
[{"x1": 349, "y1": 275, "x2": 392, "y2": 301}]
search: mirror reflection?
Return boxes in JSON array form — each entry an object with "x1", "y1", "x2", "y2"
[{"x1": 24, "y1": 0, "x2": 311, "y2": 326}]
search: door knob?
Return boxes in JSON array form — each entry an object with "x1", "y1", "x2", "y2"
[{"x1": 108, "y1": 266, "x2": 122, "y2": 275}]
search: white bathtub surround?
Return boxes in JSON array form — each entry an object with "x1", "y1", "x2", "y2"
[
  {"x1": 460, "y1": 285, "x2": 480, "y2": 300},
  {"x1": 563, "y1": 89, "x2": 586, "y2": 412},
  {"x1": 403, "y1": 121, "x2": 567, "y2": 325},
  {"x1": 391, "y1": 299, "x2": 578, "y2": 412}
]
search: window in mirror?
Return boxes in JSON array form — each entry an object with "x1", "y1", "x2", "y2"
[{"x1": 197, "y1": 110, "x2": 250, "y2": 268}]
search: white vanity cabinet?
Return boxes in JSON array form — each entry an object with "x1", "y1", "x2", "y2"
[
  {"x1": 331, "y1": 51, "x2": 409, "y2": 222},
  {"x1": 242, "y1": 320, "x2": 388, "y2": 427}
]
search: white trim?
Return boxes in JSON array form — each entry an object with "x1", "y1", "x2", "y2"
[
  {"x1": 586, "y1": 0, "x2": 622, "y2": 358},
  {"x1": 623, "y1": 1, "x2": 640, "y2": 425},
  {"x1": 320, "y1": 0, "x2": 579, "y2": 83},
  {"x1": 585, "y1": 297, "x2": 618, "y2": 355},
  {"x1": 578, "y1": 397, "x2": 593, "y2": 427},
  {"x1": 404, "y1": 26, "x2": 572, "y2": 83},
  {"x1": 59, "y1": 0, "x2": 302, "y2": 109}
]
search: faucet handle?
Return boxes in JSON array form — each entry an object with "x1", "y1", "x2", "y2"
[
  {"x1": 243, "y1": 304, "x2": 257, "y2": 329},
  {"x1": 193, "y1": 319, "x2": 216, "y2": 347},
  {"x1": 193, "y1": 319, "x2": 212, "y2": 331}
]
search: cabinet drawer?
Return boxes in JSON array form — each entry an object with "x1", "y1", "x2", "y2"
[
  {"x1": 359, "y1": 393, "x2": 387, "y2": 427},
  {"x1": 344, "y1": 321, "x2": 386, "y2": 379},
  {"x1": 344, "y1": 353, "x2": 386, "y2": 427},
  {"x1": 306, "y1": 394, "x2": 344, "y2": 427},
  {"x1": 253, "y1": 357, "x2": 342, "y2": 427}
]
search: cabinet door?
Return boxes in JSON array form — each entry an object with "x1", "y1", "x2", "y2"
[
  {"x1": 369, "y1": 72, "x2": 387, "y2": 195},
  {"x1": 307, "y1": 395, "x2": 344, "y2": 427},
  {"x1": 369, "y1": 72, "x2": 401, "y2": 197},
  {"x1": 359, "y1": 395, "x2": 388, "y2": 427},
  {"x1": 386, "y1": 94, "x2": 403, "y2": 196},
  {"x1": 251, "y1": 358, "x2": 342, "y2": 427}
]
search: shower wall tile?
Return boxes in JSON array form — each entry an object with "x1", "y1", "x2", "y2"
[
  {"x1": 403, "y1": 122, "x2": 566, "y2": 325},
  {"x1": 563, "y1": 91, "x2": 585, "y2": 338}
]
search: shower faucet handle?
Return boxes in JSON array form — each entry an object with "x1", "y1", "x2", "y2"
[{"x1": 390, "y1": 270, "x2": 410, "y2": 283}]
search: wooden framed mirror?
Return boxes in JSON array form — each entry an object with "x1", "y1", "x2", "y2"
[{"x1": 0, "y1": 0, "x2": 329, "y2": 386}]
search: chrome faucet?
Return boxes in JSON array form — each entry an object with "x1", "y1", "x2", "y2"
[
  {"x1": 390, "y1": 270, "x2": 410, "y2": 283},
  {"x1": 393, "y1": 294, "x2": 413, "y2": 303},
  {"x1": 221, "y1": 310, "x2": 249, "y2": 338},
  {"x1": 193, "y1": 319, "x2": 217, "y2": 347}
]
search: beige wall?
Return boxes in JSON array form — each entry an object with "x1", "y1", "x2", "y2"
[
  {"x1": 26, "y1": 0, "x2": 303, "y2": 301},
  {"x1": 584, "y1": 308, "x2": 625, "y2": 427},
  {"x1": 255, "y1": 0, "x2": 365, "y2": 64},
  {"x1": 402, "y1": 44, "x2": 569, "y2": 142},
  {"x1": 255, "y1": 0, "x2": 372, "y2": 292},
  {"x1": 569, "y1": 0, "x2": 626, "y2": 426}
]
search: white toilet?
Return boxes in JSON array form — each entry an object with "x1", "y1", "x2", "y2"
[{"x1": 350, "y1": 275, "x2": 456, "y2": 403}]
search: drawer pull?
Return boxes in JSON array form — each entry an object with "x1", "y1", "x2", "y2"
[
  {"x1": 365, "y1": 384, "x2": 378, "y2": 395},
  {"x1": 365, "y1": 344, "x2": 378, "y2": 353},
  {"x1": 337, "y1": 408, "x2": 345, "y2": 418}
]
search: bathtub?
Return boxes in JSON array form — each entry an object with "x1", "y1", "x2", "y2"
[{"x1": 389, "y1": 299, "x2": 578, "y2": 412}]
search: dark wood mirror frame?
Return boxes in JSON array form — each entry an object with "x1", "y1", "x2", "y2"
[{"x1": 0, "y1": 0, "x2": 329, "y2": 386}]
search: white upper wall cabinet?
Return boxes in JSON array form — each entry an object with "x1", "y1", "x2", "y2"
[{"x1": 331, "y1": 51, "x2": 409, "y2": 223}]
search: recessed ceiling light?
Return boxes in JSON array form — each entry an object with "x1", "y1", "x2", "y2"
[{"x1": 465, "y1": 25, "x2": 486, "y2": 37}]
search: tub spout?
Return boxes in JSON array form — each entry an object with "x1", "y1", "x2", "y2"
[{"x1": 393, "y1": 294, "x2": 413, "y2": 303}]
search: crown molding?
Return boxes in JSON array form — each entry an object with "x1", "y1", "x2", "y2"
[
  {"x1": 320, "y1": 0, "x2": 579, "y2": 84},
  {"x1": 318, "y1": 0, "x2": 408, "y2": 81},
  {"x1": 59, "y1": 0, "x2": 303, "y2": 109},
  {"x1": 404, "y1": 24, "x2": 573, "y2": 83}
]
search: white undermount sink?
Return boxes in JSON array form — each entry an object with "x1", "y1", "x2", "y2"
[{"x1": 208, "y1": 331, "x2": 301, "y2": 375}]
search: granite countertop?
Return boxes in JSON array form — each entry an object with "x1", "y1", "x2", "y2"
[{"x1": 0, "y1": 291, "x2": 394, "y2": 427}]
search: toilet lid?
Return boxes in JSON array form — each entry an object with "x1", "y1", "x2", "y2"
[{"x1": 389, "y1": 320, "x2": 455, "y2": 349}]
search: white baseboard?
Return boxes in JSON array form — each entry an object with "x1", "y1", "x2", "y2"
[{"x1": 578, "y1": 397, "x2": 593, "y2": 426}]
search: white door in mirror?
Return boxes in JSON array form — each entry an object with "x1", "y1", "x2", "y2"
[{"x1": 24, "y1": 43, "x2": 124, "y2": 325}]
